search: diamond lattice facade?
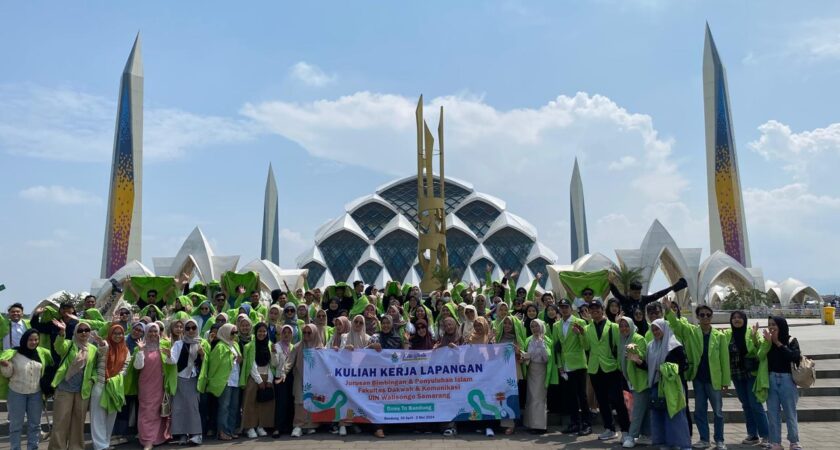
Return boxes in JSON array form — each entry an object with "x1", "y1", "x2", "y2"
[{"x1": 296, "y1": 175, "x2": 557, "y2": 289}]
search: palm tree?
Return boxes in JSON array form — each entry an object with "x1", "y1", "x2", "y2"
[{"x1": 615, "y1": 264, "x2": 644, "y2": 295}]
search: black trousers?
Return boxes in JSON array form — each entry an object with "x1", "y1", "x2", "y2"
[
  {"x1": 562, "y1": 368, "x2": 590, "y2": 427},
  {"x1": 590, "y1": 369, "x2": 630, "y2": 432}
]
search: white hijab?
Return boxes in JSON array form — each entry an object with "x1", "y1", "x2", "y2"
[{"x1": 646, "y1": 318, "x2": 681, "y2": 386}]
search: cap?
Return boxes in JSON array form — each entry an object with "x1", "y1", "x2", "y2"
[
  {"x1": 557, "y1": 298, "x2": 572, "y2": 307},
  {"x1": 588, "y1": 299, "x2": 604, "y2": 308}
]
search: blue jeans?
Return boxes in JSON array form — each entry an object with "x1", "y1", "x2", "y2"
[
  {"x1": 8, "y1": 389, "x2": 43, "y2": 450},
  {"x1": 767, "y1": 372, "x2": 799, "y2": 445},
  {"x1": 216, "y1": 386, "x2": 240, "y2": 436},
  {"x1": 692, "y1": 381, "x2": 724, "y2": 443},
  {"x1": 733, "y1": 376, "x2": 769, "y2": 439}
]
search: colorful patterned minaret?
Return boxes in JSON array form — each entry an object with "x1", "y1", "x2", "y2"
[
  {"x1": 703, "y1": 24, "x2": 751, "y2": 267},
  {"x1": 101, "y1": 33, "x2": 143, "y2": 278}
]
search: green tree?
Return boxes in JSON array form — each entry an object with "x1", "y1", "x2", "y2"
[
  {"x1": 614, "y1": 264, "x2": 644, "y2": 295},
  {"x1": 720, "y1": 288, "x2": 772, "y2": 310}
]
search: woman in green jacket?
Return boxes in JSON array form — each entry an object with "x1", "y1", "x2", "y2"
[
  {"x1": 522, "y1": 319, "x2": 556, "y2": 434},
  {"x1": 1, "y1": 328, "x2": 53, "y2": 450},
  {"x1": 724, "y1": 311, "x2": 769, "y2": 446},
  {"x1": 50, "y1": 320, "x2": 98, "y2": 450},
  {"x1": 618, "y1": 316, "x2": 650, "y2": 448},
  {"x1": 203, "y1": 323, "x2": 242, "y2": 441},
  {"x1": 631, "y1": 318, "x2": 690, "y2": 450}
]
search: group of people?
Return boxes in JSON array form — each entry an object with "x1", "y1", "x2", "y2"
[{"x1": 0, "y1": 271, "x2": 805, "y2": 450}]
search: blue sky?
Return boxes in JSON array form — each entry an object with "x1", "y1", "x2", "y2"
[{"x1": 2, "y1": 1, "x2": 840, "y2": 308}]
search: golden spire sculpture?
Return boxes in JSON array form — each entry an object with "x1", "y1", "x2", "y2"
[{"x1": 416, "y1": 95, "x2": 449, "y2": 292}]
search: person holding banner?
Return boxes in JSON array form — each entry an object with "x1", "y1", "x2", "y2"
[
  {"x1": 433, "y1": 317, "x2": 461, "y2": 437},
  {"x1": 409, "y1": 319, "x2": 434, "y2": 350},
  {"x1": 272, "y1": 325, "x2": 295, "y2": 437},
  {"x1": 282, "y1": 323, "x2": 323, "y2": 437}
]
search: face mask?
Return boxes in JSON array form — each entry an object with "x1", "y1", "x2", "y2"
[{"x1": 443, "y1": 296, "x2": 451, "y2": 302}]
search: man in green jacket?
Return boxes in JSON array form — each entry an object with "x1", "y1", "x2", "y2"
[
  {"x1": 552, "y1": 298, "x2": 591, "y2": 436},
  {"x1": 663, "y1": 297, "x2": 730, "y2": 450},
  {"x1": 579, "y1": 299, "x2": 630, "y2": 443},
  {"x1": 1, "y1": 303, "x2": 30, "y2": 350}
]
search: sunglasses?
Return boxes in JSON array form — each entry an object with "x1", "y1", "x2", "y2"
[
  {"x1": 698, "y1": 312, "x2": 712, "y2": 318},
  {"x1": 185, "y1": 325, "x2": 197, "y2": 331},
  {"x1": 77, "y1": 328, "x2": 91, "y2": 333}
]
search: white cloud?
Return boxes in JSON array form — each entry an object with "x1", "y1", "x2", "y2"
[
  {"x1": 289, "y1": 62, "x2": 337, "y2": 87},
  {"x1": 788, "y1": 18, "x2": 840, "y2": 61},
  {"x1": 19, "y1": 185, "x2": 101, "y2": 205},
  {"x1": 745, "y1": 183, "x2": 840, "y2": 215},
  {"x1": 749, "y1": 119, "x2": 840, "y2": 176},
  {"x1": 0, "y1": 84, "x2": 256, "y2": 162},
  {"x1": 607, "y1": 155, "x2": 638, "y2": 171},
  {"x1": 242, "y1": 90, "x2": 687, "y2": 201}
]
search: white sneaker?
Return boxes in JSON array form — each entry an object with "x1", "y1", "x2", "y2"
[
  {"x1": 623, "y1": 434, "x2": 636, "y2": 448},
  {"x1": 246, "y1": 428, "x2": 258, "y2": 439},
  {"x1": 715, "y1": 442, "x2": 727, "y2": 450},
  {"x1": 339, "y1": 426, "x2": 347, "y2": 436},
  {"x1": 598, "y1": 430, "x2": 618, "y2": 440},
  {"x1": 256, "y1": 427, "x2": 267, "y2": 437},
  {"x1": 485, "y1": 427, "x2": 495, "y2": 437},
  {"x1": 189, "y1": 435, "x2": 203, "y2": 445},
  {"x1": 693, "y1": 441, "x2": 711, "y2": 449},
  {"x1": 291, "y1": 427, "x2": 302, "y2": 438}
]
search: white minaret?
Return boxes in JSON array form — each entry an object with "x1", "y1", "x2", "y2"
[
  {"x1": 101, "y1": 33, "x2": 143, "y2": 278},
  {"x1": 262, "y1": 163, "x2": 280, "y2": 264},
  {"x1": 569, "y1": 157, "x2": 589, "y2": 262}
]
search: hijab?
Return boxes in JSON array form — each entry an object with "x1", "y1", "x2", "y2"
[
  {"x1": 283, "y1": 305, "x2": 300, "y2": 342},
  {"x1": 530, "y1": 318, "x2": 546, "y2": 341},
  {"x1": 144, "y1": 323, "x2": 161, "y2": 351},
  {"x1": 363, "y1": 305, "x2": 379, "y2": 335},
  {"x1": 462, "y1": 305, "x2": 477, "y2": 338},
  {"x1": 237, "y1": 314, "x2": 253, "y2": 345},
  {"x1": 196, "y1": 300, "x2": 214, "y2": 324},
  {"x1": 217, "y1": 323, "x2": 240, "y2": 357},
  {"x1": 276, "y1": 324, "x2": 293, "y2": 357},
  {"x1": 523, "y1": 303, "x2": 539, "y2": 336},
  {"x1": 438, "y1": 317, "x2": 461, "y2": 347},
  {"x1": 238, "y1": 303, "x2": 252, "y2": 318},
  {"x1": 617, "y1": 316, "x2": 637, "y2": 378},
  {"x1": 729, "y1": 310, "x2": 749, "y2": 355},
  {"x1": 331, "y1": 316, "x2": 351, "y2": 348},
  {"x1": 253, "y1": 323, "x2": 272, "y2": 367},
  {"x1": 646, "y1": 319, "x2": 681, "y2": 387},
  {"x1": 105, "y1": 323, "x2": 129, "y2": 379},
  {"x1": 410, "y1": 319, "x2": 434, "y2": 350},
  {"x1": 178, "y1": 318, "x2": 201, "y2": 373},
  {"x1": 465, "y1": 316, "x2": 490, "y2": 344},
  {"x1": 632, "y1": 307, "x2": 649, "y2": 337},
  {"x1": 499, "y1": 316, "x2": 517, "y2": 343},
  {"x1": 126, "y1": 322, "x2": 145, "y2": 353},
  {"x1": 345, "y1": 315, "x2": 370, "y2": 349},
  {"x1": 15, "y1": 328, "x2": 40, "y2": 361},
  {"x1": 377, "y1": 315, "x2": 403, "y2": 350}
]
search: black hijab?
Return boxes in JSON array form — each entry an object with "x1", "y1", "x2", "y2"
[
  {"x1": 254, "y1": 323, "x2": 272, "y2": 366},
  {"x1": 729, "y1": 311, "x2": 748, "y2": 355},
  {"x1": 15, "y1": 329, "x2": 41, "y2": 361},
  {"x1": 632, "y1": 307, "x2": 649, "y2": 337},
  {"x1": 409, "y1": 319, "x2": 434, "y2": 350}
]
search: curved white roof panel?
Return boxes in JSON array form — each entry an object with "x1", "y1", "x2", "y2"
[{"x1": 485, "y1": 211, "x2": 538, "y2": 241}]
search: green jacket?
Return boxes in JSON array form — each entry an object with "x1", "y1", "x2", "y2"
[
  {"x1": 551, "y1": 316, "x2": 588, "y2": 371},
  {"x1": 0, "y1": 317, "x2": 31, "y2": 349},
  {"x1": 123, "y1": 340, "x2": 177, "y2": 396},
  {"x1": 665, "y1": 310, "x2": 731, "y2": 389},
  {"x1": 200, "y1": 342, "x2": 238, "y2": 397},
  {"x1": 0, "y1": 347, "x2": 53, "y2": 399},
  {"x1": 79, "y1": 309, "x2": 111, "y2": 336},
  {"x1": 623, "y1": 333, "x2": 649, "y2": 392},
  {"x1": 753, "y1": 336, "x2": 772, "y2": 403},
  {"x1": 523, "y1": 335, "x2": 558, "y2": 387},
  {"x1": 580, "y1": 319, "x2": 621, "y2": 374},
  {"x1": 51, "y1": 336, "x2": 98, "y2": 399},
  {"x1": 493, "y1": 315, "x2": 527, "y2": 350},
  {"x1": 660, "y1": 361, "x2": 686, "y2": 418}
]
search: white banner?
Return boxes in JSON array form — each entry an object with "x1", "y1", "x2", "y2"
[{"x1": 302, "y1": 344, "x2": 520, "y2": 424}]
